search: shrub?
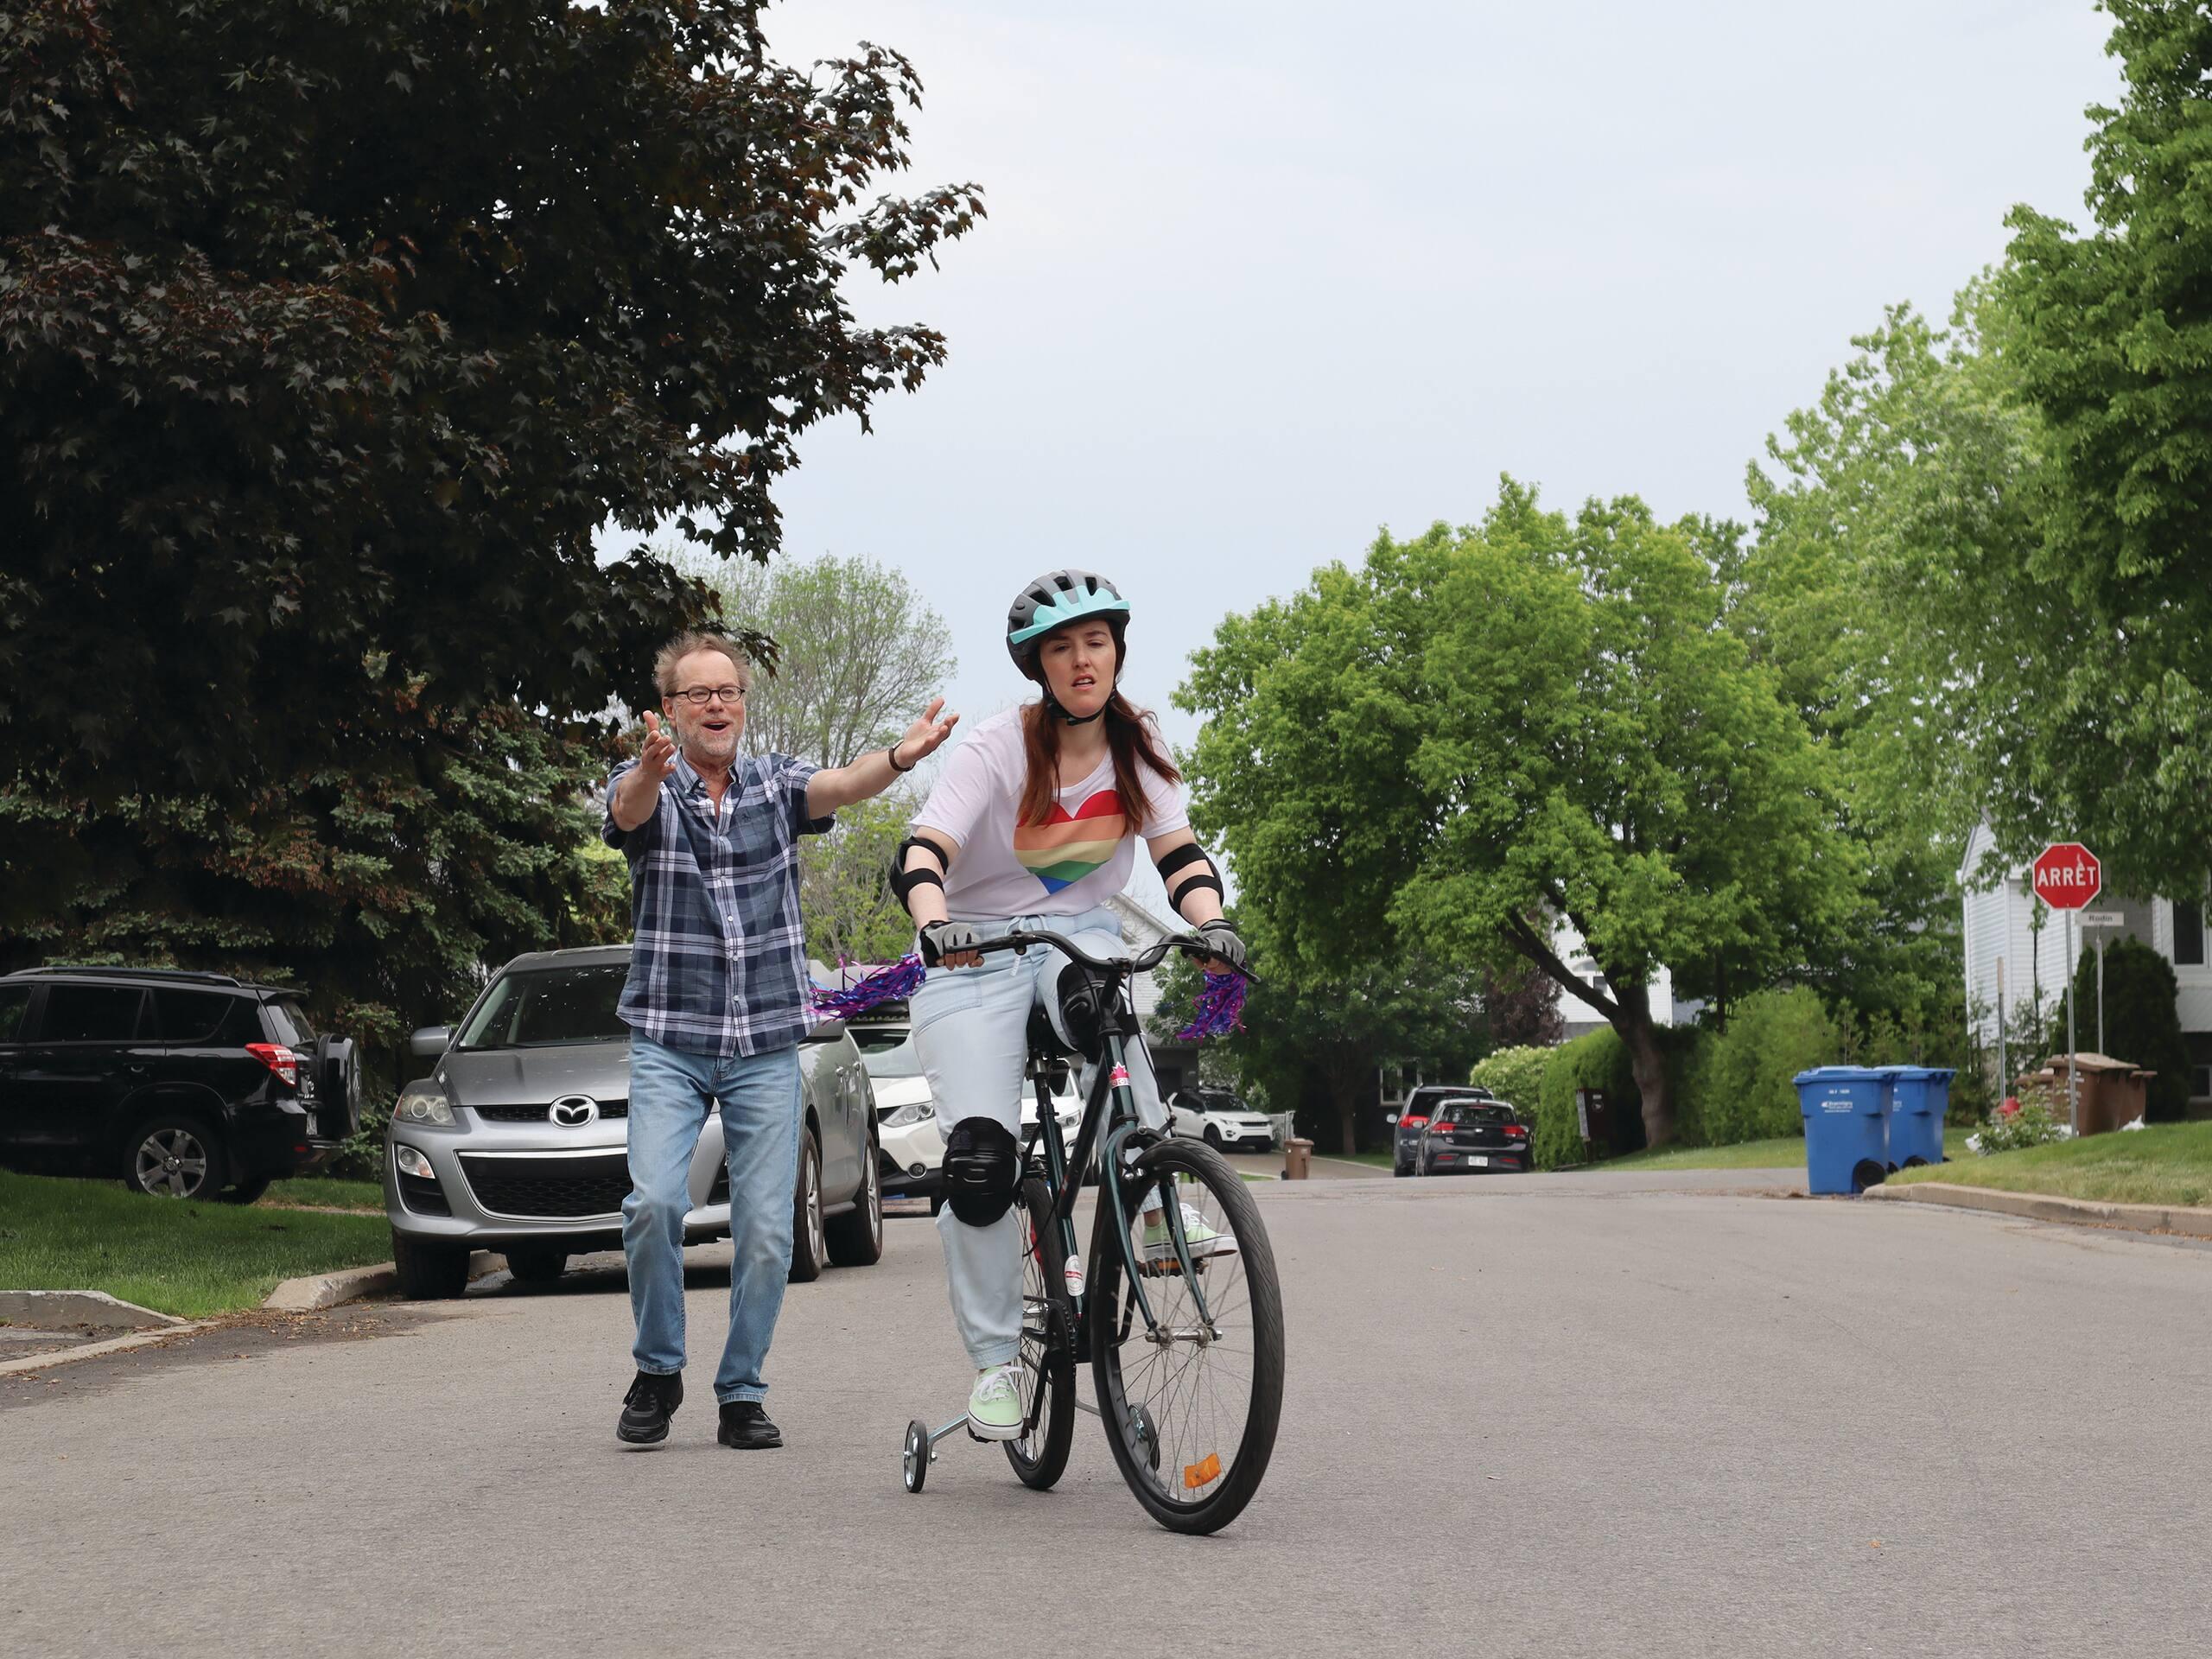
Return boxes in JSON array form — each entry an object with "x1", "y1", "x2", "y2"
[
  {"x1": 2070, "y1": 937, "x2": 2191, "y2": 1122},
  {"x1": 1470, "y1": 1045, "x2": 1550, "y2": 1121},
  {"x1": 1533, "y1": 1030, "x2": 1642, "y2": 1169},
  {"x1": 1678, "y1": 988, "x2": 1840, "y2": 1147},
  {"x1": 1967, "y1": 1083, "x2": 2074, "y2": 1154}
]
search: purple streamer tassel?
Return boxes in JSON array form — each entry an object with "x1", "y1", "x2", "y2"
[
  {"x1": 810, "y1": 953, "x2": 925, "y2": 1020},
  {"x1": 1174, "y1": 971, "x2": 1249, "y2": 1042}
]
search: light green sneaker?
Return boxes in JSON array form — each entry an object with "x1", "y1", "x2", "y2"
[
  {"x1": 966, "y1": 1363, "x2": 1025, "y2": 1441},
  {"x1": 1141, "y1": 1203, "x2": 1237, "y2": 1268}
]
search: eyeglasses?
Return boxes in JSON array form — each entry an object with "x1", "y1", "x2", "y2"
[{"x1": 674, "y1": 685, "x2": 747, "y2": 706}]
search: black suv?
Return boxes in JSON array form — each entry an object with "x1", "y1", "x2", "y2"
[{"x1": 0, "y1": 967, "x2": 359, "y2": 1202}]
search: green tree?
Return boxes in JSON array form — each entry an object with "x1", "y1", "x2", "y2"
[
  {"x1": 1149, "y1": 925, "x2": 1487, "y2": 1155},
  {"x1": 1779, "y1": 1, "x2": 2212, "y2": 901},
  {"x1": 1738, "y1": 308, "x2": 1986, "y2": 1026},
  {"x1": 683, "y1": 550, "x2": 956, "y2": 968},
  {"x1": 1178, "y1": 483, "x2": 1860, "y2": 1146},
  {"x1": 694, "y1": 550, "x2": 957, "y2": 768},
  {"x1": 0, "y1": 697, "x2": 626, "y2": 1090},
  {"x1": 2071, "y1": 937, "x2": 2190, "y2": 1122},
  {"x1": 1, "y1": 0, "x2": 981, "y2": 807}
]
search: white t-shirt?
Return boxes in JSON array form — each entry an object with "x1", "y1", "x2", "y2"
[{"x1": 912, "y1": 708, "x2": 1189, "y2": 920}]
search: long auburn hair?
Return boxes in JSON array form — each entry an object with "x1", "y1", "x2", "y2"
[{"x1": 1018, "y1": 688, "x2": 1181, "y2": 828}]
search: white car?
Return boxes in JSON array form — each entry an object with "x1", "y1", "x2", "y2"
[
  {"x1": 1169, "y1": 1087, "x2": 1278, "y2": 1153},
  {"x1": 853, "y1": 1019, "x2": 1083, "y2": 1205}
]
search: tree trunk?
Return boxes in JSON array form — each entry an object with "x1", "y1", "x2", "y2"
[
  {"x1": 1324, "y1": 1061, "x2": 1367, "y2": 1155},
  {"x1": 1612, "y1": 982, "x2": 1675, "y2": 1148}
]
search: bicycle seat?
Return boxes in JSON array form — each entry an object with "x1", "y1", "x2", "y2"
[{"x1": 1026, "y1": 1002, "x2": 1082, "y2": 1060}]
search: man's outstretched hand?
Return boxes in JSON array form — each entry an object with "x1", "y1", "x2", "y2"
[
  {"x1": 893, "y1": 697, "x2": 959, "y2": 770},
  {"x1": 639, "y1": 711, "x2": 679, "y2": 785}
]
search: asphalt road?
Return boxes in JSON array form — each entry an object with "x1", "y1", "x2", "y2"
[{"x1": 4, "y1": 1172, "x2": 2207, "y2": 1658}]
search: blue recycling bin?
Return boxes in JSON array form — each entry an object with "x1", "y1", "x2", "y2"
[
  {"x1": 1793, "y1": 1067, "x2": 1891, "y2": 1195},
  {"x1": 1882, "y1": 1066, "x2": 1955, "y2": 1168}
]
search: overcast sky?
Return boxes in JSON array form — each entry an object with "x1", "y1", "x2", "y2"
[{"x1": 611, "y1": 1, "x2": 2120, "y2": 773}]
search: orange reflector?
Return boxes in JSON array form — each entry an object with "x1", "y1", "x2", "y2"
[{"x1": 1183, "y1": 1452, "x2": 1222, "y2": 1490}]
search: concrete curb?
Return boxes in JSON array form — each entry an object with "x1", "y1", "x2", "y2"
[
  {"x1": 0, "y1": 1289, "x2": 188, "y2": 1331},
  {"x1": 0, "y1": 1322, "x2": 210, "y2": 1377},
  {"x1": 261, "y1": 1249, "x2": 505, "y2": 1312},
  {"x1": 1866, "y1": 1180, "x2": 2212, "y2": 1239}
]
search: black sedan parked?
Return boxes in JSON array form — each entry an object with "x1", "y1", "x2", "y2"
[
  {"x1": 1413, "y1": 1099, "x2": 1531, "y2": 1175},
  {"x1": 1387, "y1": 1084, "x2": 1501, "y2": 1176}
]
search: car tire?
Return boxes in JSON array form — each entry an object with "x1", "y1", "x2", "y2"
[
  {"x1": 392, "y1": 1230, "x2": 470, "y2": 1300},
  {"x1": 119, "y1": 1113, "x2": 226, "y2": 1201},
  {"x1": 788, "y1": 1128, "x2": 827, "y2": 1283},
  {"x1": 216, "y1": 1176, "x2": 273, "y2": 1205},
  {"x1": 825, "y1": 1139, "x2": 884, "y2": 1268},
  {"x1": 1203, "y1": 1126, "x2": 1224, "y2": 1150},
  {"x1": 1392, "y1": 1158, "x2": 1409, "y2": 1178},
  {"x1": 505, "y1": 1247, "x2": 568, "y2": 1285}
]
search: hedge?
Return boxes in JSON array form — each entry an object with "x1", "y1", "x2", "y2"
[
  {"x1": 1532, "y1": 1030, "x2": 1643, "y2": 1169},
  {"x1": 1676, "y1": 987, "x2": 1837, "y2": 1147},
  {"x1": 1469, "y1": 1045, "x2": 1549, "y2": 1121}
]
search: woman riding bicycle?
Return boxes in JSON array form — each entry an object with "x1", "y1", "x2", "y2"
[{"x1": 893, "y1": 569, "x2": 1249, "y2": 1441}]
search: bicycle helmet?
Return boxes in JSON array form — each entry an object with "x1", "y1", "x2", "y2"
[{"x1": 1006, "y1": 569, "x2": 1131, "y2": 681}]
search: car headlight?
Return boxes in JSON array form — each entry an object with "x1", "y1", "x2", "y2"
[
  {"x1": 393, "y1": 1085, "x2": 457, "y2": 1128},
  {"x1": 394, "y1": 1144, "x2": 436, "y2": 1179},
  {"x1": 884, "y1": 1099, "x2": 935, "y2": 1128}
]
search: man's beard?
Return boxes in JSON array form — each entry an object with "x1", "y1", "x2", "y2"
[{"x1": 681, "y1": 721, "x2": 741, "y2": 767}]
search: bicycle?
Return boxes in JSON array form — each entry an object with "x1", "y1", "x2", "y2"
[{"x1": 898, "y1": 926, "x2": 1286, "y2": 1535}]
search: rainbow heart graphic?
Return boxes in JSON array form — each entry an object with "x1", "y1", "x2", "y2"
[{"x1": 1013, "y1": 790, "x2": 1128, "y2": 893}]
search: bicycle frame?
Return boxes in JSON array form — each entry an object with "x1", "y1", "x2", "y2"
[{"x1": 1020, "y1": 995, "x2": 1222, "y2": 1358}]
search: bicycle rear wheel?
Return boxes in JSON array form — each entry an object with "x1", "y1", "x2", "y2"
[
  {"x1": 1006, "y1": 1177, "x2": 1076, "y2": 1490},
  {"x1": 1088, "y1": 1140, "x2": 1284, "y2": 1534}
]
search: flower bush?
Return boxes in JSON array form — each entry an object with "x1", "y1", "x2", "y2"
[{"x1": 1966, "y1": 1082, "x2": 2075, "y2": 1155}]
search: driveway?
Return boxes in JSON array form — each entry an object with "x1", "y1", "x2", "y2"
[{"x1": 3, "y1": 1176, "x2": 2205, "y2": 1657}]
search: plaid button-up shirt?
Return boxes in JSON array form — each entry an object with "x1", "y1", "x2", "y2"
[{"x1": 602, "y1": 749, "x2": 833, "y2": 1058}]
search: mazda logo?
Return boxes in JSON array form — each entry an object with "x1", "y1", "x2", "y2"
[{"x1": 549, "y1": 1096, "x2": 600, "y2": 1128}]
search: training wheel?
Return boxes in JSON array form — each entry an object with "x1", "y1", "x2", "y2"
[{"x1": 902, "y1": 1419, "x2": 930, "y2": 1493}]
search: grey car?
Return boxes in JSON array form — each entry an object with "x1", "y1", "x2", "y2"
[{"x1": 385, "y1": 945, "x2": 883, "y2": 1299}]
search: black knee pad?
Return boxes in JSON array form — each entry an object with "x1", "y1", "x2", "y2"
[
  {"x1": 941, "y1": 1116, "x2": 1020, "y2": 1227},
  {"x1": 1054, "y1": 963, "x2": 1114, "y2": 1060}
]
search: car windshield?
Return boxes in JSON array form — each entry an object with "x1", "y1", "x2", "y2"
[
  {"x1": 1408, "y1": 1090, "x2": 1484, "y2": 1116},
  {"x1": 457, "y1": 964, "x2": 630, "y2": 1049},
  {"x1": 1197, "y1": 1092, "x2": 1249, "y2": 1115},
  {"x1": 1439, "y1": 1103, "x2": 1514, "y2": 1127},
  {"x1": 855, "y1": 1028, "x2": 924, "y2": 1080}
]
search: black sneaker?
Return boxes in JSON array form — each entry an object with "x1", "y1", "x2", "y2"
[
  {"x1": 717, "y1": 1400, "x2": 784, "y2": 1450},
  {"x1": 617, "y1": 1370, "x2": 683, "y2": 1445}
]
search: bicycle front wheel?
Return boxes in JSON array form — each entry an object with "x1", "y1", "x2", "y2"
[
  {"x1": 1088, "y1": 1140, "x2": 1284, "y2": 1534},
  {"x1": 1006, "y1": 1177, "x2": 1076, "y2": 1491}
]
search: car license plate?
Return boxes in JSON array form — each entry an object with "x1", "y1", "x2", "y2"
[{"x1": 1469, "y1": 1154, "x2": 1489, "y2": 1167}]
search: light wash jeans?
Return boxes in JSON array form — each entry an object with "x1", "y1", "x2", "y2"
[
  {"x1": 622, "y1": 1034, "x2": 801, "y2": 1403},
  {"x1": 909, "y1": 906, "x2": 1167, "y2": 1369}
]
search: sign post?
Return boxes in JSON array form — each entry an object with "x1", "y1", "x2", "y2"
[
  {"x1": 2031, "y1": 844, "x2": 2102, "y2": 1133},
  {"x1": 2078, "y1": 911, "x2": 2124, "y2": 1054}
]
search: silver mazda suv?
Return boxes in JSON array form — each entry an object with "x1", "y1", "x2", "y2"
[{"x1": 385, "y1": 945, "x2": 882, "y2": 1298}]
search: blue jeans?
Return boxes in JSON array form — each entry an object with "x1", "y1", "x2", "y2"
[{"x1": 623, "y1": 1034, "x2": 801, "y2": 1404}]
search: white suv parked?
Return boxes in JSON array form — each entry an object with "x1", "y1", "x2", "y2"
[{"x1": 1168, "y1": 1087, "x2": 1278, "y2": 1152}]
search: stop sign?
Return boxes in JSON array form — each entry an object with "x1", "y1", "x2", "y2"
[{"x1": 2032, "y1": 842, "x2": 2101, "y2": 911}]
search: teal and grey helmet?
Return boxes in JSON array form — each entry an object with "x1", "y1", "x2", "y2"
[{"x1": 1005, "y1": 569, "x2": 1131, "y2": 682}]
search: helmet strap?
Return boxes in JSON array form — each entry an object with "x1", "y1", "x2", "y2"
[{"x1": 1044, "y1": 687, "x2": 1109, "y2": 726}]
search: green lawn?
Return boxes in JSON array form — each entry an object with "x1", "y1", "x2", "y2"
[
  {"x1": 1593, "y1": 1129, "x2": 1973, "y2": 1173},
  {"x1": 1890, "y1": 1121, "x2": 2212, "y2": 1209},
  {"x1": 0, "y1": 1170, "x2": 393, "y2": 1319},
  {"x1": 262, "y1": 1176, "x2": 385, "y2": 1211}
]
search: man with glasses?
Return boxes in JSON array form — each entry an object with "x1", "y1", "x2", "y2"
[{"x1": 603, "y1": 629, "x2": 957, "y2": 1449}]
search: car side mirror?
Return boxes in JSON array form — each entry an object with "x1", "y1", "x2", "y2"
[
  {"x1": 408, "y1": 1026, "x2": 453, "y2": 1060},
  {"x1": 1384, "y1": 1112, "x2": 1400, "y2": 1126}
]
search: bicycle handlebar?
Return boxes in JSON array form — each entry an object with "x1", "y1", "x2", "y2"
[{"x1": 969, "y1": 925, "x2": 1259, "y2": 984}]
